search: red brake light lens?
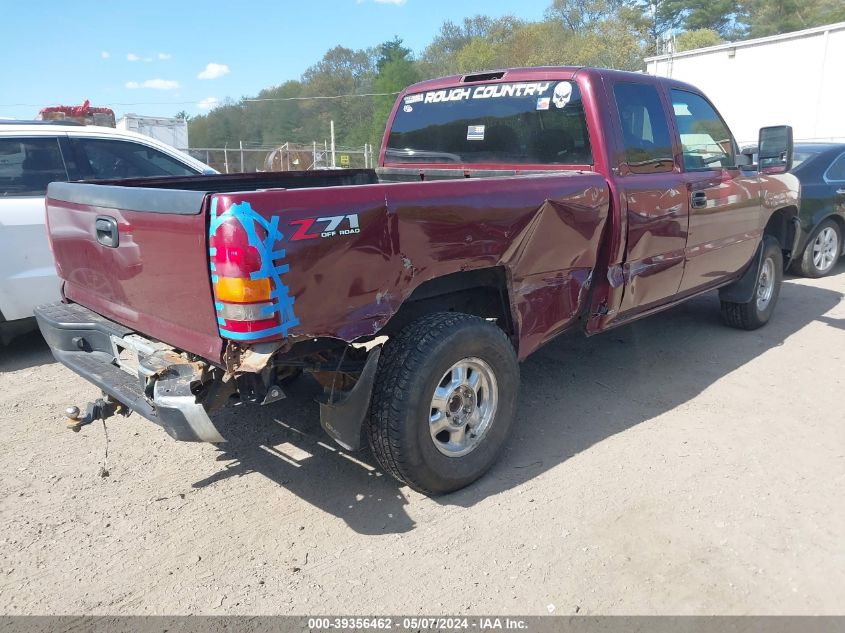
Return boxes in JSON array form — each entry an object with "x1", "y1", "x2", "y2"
[{"x1": 214, "y1": 244, "x2": 262, "y2": 277}]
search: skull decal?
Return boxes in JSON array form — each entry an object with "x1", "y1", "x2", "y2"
[{"x1": 552, "y1": 82, "x2": 573, "y2": 109}]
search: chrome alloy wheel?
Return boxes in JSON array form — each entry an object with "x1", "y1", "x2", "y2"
[
  {"x1": 812, "y1": 226, "x2": 839, "y2": 273},
  {"x1": 756, "y1": 256, "x2": 776, "y2": 312},
  {"x1": 429, "y1": 357, "x2": 498, "y2": 457}
]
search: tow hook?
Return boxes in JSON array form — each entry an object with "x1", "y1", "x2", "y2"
[{"x1": 64, "y1": 397, "x2": 127, "y2": 432}]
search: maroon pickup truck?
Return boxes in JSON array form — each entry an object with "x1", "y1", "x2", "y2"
[{"x1": 36, "y1": 67, "x2": 799, "y2": 495}]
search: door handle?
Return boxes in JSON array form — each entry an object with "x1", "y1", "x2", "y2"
[
  {"x1": 95, "y1": 216, "x2": 119, "y2": 248},
  {"x1": 691, "y1": 191, "x2": 707, "y2": 209}
]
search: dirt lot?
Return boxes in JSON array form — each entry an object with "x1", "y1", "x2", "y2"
[{"x1": 1, "y1": 266, "x2": 843, "y2": 615}]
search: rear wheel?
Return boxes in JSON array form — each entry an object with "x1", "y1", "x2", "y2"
[
  {"x1": 794, "y1": 219, "x2": 841, "y2": 278},
  {"x1": 721, "y1": 237, "x2": 783, "y2": 330},
  {"x1": 367, "y1": 312, "x2": 518, "y2": 495}
]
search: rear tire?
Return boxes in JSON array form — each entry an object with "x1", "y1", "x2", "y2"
[
  {"x1": 367, "y1": 312, "x2": 519, "y2": 495},
  {"x1": 721, "y1": 237, "x2": 783, "y2": 330},
  {"x1": 794, "y1": 219, "x2": 841, "y2": 278}
]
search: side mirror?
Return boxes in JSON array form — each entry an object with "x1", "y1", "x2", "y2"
[
  {"x1": 758, "y1": 125, "x2": 793, "y2": 174},
  {"x1": 735, "y1": 152, "x2": 753, "y2": 167},
  {"x1": 736, "y1": 145, "x2": 757, "y2": 169}
]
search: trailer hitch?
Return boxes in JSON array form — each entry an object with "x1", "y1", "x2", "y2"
[{"x1": 64, "y1": 396, "x2": 128, "y2": 432}]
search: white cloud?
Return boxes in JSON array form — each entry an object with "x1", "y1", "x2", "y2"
[
  {"x1": 373, "y1": 0, "x2": 407, "y2": 4},
  {"x1": 197, "y1": 96, "x2": 219, "y2": 110},
  {"x1": 158, "y1": 52, "x2": 171, "y2": 60},
  {"x1": 127, "y1": 53, "x2": 140, "y2": 62},
  {"x1": 101, "y1": 51, "x2": 110, "y2": 59},
  {"x1": 125, "y1": 79, "x2": 180, "y2": 90},
  {"x1": 197, "y1": 62, "x2": 230, "y2": 80}
]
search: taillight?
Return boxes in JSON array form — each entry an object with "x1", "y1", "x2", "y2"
[
  {"x1": 45, "y1": 201, "x2": 55, "y2": 255},
  {"x1": 209, "y1": 200, "x2": 299, "y2": 341}
]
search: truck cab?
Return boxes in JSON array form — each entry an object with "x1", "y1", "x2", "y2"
[{"x1": 383, "y1": 67, "x2": 798, "y2": 332}]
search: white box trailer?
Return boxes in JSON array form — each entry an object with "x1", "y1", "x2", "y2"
[
  {"x1": 116, "y1": 114, "x2": 188, "y2": 150},
  {"x1": 645, "y1": 22, "x2": 845, "y2": 146}
]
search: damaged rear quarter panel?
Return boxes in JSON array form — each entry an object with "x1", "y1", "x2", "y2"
[{"x1": 215, "y1": 171, "x2": 609, "y2": 360}]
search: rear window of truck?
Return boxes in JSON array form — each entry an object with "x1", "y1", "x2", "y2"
[{"x1": 386, "y1": 80, "x2": 592, "y2": 166}]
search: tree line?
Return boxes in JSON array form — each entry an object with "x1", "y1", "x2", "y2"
[{"x1": 187, "y1": 0, "x2": 843, "y2": 154}]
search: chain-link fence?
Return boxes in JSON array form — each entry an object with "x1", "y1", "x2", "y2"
[{"x1": 184, "y1": 142, "x2": 376, "y2": 174}]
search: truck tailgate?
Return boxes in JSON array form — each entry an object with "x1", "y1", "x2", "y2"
[{"x1": 46, "y1": 182, "x2": 222, "y2": 361}]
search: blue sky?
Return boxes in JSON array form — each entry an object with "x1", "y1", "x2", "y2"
[{"x1": 0, "y1": 0, "x2": 552, "y2": 121}]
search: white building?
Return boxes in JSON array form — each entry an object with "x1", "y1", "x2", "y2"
[{"x1": 645, "y1": 22, "x2": 845, "y2": 146}]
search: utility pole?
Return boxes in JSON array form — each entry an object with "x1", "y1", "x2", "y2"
[
  {"x1": 223, "y1": 143, "x2": 229, "y2": 174},
  {"x1": 239, "y1": 140, "x2": 245, "y2": 173},
  {"x1": 330, "y1": 120, "x2": 336, "y2": 169}
]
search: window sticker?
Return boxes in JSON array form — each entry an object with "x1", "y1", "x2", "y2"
[
  {"x1": 404, "y1": 93, "x2": 424, "y2": 105},
  {"x1": 673, "y1": 102, "x2": 692, "y2": 116},
  {"x1": 467, "y1": 125, "x2": 486, "y2": 141},
  {"x1": 536, "y1": 97, "x2": 550, "y2": 111},
  {"x1": 552, "y1": 82, "x2": 573, "y2": 109},
  {"x1": 403, "y1": 104, "x2": 413, "y2": 113}
]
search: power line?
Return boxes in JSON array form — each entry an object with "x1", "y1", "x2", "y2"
[
  {"x1": 0, "y1": 91, "x2": 403, "y2": 109},
  {"x1": 1, "y1": 100, "x2": 205, "y2": 107},
  {"x1": 245, "y1": 91, "x2": 401, "y2": 102}
]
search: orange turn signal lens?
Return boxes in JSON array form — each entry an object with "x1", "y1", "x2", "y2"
[{"x1": 214, "y1": 276, "x2": 272, "y2": 303}]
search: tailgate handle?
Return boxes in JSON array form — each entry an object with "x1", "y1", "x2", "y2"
[{"x1": 95, "y1": 216, "x2": 119, "y2": 248}]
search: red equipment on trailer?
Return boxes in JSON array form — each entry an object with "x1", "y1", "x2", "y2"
[{"x1": 38, "y1": 100, "x2": 116, "y2": 127}]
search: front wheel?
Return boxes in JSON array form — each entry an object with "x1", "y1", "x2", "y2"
[
  {"x1": 367, "y1": 312, "x2": 519, "y2": 495},
  {"x1": 721, "y1": 237, "x2": 783, "y2": 330},
  {"x1": 794, "y1": 219, "x2": 842, "y2": 278}
]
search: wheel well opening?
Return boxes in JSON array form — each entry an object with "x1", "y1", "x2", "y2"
[
  {"x1": 764, "y1": 206, "x2": 798, "y2": 253},
  {"x1": 381, "y1": 268, "x2": 515, "y2": 343},
  {"x1": 825, "y1": 214, "x2": 845, "y2": 239}
]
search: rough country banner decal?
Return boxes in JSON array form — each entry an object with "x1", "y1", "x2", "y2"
[{"x1": 406, "y1": 81, "x2": 556, "y2": 105}]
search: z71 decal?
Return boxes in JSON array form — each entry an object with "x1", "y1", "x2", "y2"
[{"x1": 289, "y1": 213, "x2": 360, "y2": 241}]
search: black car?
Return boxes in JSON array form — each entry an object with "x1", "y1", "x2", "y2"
[{"x1": 789, "y1": 143, "x2": 845, "y2": 277}]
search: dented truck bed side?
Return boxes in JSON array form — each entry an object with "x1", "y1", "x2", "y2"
[{"x1": 208, "y1": 171, "x2": 609, "y2": 361}]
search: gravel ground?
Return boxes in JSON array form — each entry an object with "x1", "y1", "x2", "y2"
[{"x1": 1, "y1": 265, "x2": 843, "y2": 615}]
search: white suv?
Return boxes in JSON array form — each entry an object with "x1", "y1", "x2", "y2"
[{"x1": 0, "y1": 122, "x2": 214, "y2": 343}]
